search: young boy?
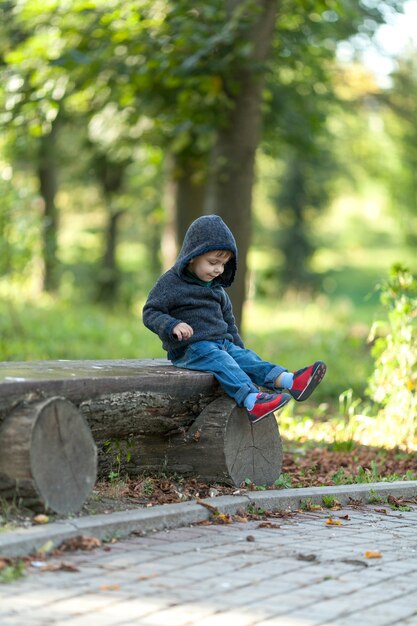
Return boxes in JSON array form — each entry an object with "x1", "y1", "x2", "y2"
[{"x1": 143, "y1": 215, "x2": 326, "y2": 423}]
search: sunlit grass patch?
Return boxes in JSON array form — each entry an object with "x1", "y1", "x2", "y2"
[
  {"x1": 243, "y1": 297, "x2": 373, "y2": 400},
  {"x1": 0, "y1": 290, "x2": 163, "y2": 361},
  {"x1": 278, "y1": 391, "x2": 417, "y2": 452}
]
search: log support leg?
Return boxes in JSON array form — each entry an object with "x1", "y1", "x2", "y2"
[
  {"x1": 165, "y1": 397, "x2": 282, "y2": 486},
  {"x1": 0, "y1": 397, "x2": 97, "y2": 513}
]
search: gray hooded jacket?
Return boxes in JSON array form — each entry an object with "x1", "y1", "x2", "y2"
[{"x1": 142, "y1": 215, "x2": 244, "y2": 360}]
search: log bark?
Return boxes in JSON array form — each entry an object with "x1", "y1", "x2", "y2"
[
  {"x1": 0, "y1": 397, "x2": 97, "y2": 513},
  {"x1": 80, "y1": 393, "x2": 282, "y2": 486}
]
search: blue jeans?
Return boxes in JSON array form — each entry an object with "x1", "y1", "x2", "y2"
[{"x1": 171, "y1": 339, "x2": 286, "y2": 406}]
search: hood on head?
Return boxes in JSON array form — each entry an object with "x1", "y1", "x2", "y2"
[{"x1": 174, "y1": 215, "x2": 237, "y2": 287}]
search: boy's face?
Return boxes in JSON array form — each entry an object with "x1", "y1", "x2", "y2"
[{"x1": 187, "y1": 250, "x2": 232, "y2": 282}]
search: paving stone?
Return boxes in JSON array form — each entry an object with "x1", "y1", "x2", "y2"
[{"x1": 3, "y1": 500, "x2": 417, "y2": 626}]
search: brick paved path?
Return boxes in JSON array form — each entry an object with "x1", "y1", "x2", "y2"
[{"x1": 2, "y1": 504, "x2": 417, "y2": 626}]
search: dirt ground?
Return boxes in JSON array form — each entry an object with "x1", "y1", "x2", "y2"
[{"x1": 2, "y1": 442, "x2": 417, "y2": 531}]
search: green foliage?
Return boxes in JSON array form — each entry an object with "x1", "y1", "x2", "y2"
[
  {"x1": 332, "y1": 463, "x2": 417, "y2": 487},
  {"x1": 0, "y1": 560, "x2": 25, "y2": 584},
  {"x1": 332, "y1": 468, "x2": 348, "y2": 485},
  {"x1": 274, "y1": 473, "x2": 293, "y2": 489},
  {"x1": 354, "y1": 462, "x2": 379, "y2": 484},
  {"x1": 326, "y1": 440, "x2": 356, "y2": 453},
  {"x1": 369, "y1": 488, "x2": 385, "y2": 504},
  {"x1": 382, "y1": 50, "x2": 417, "y2": 247},
  {"x1": 0, "y1": 170, "x2": 39, "y2": 279},
  {"x1": 299, "y1": 497, "x2": 322, "y2": 511},
  {"x1": 278, "y1": 264, "x2": 417, "y2": 450},
  {"x1": 367, "y1": 265, "x2": 417, "y2": 447},
  {"x1": 322, "y1": 495, "x2": 338, "y2": 508},
  {"x1": 247, "y1": 504, "x2": 266, "y2": 516},
  {"x1": 102, "y1": 436, "x2": 136, "y2": 481},
  {"x1": 141, "y1": 478, "x2": 155, "y2": 496},
  {"x1": 244, "y1": 478, "x2": 266, "y2": 491}
]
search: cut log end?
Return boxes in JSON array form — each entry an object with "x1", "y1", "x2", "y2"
[
  {"x1": 165, "y1": 396, "x2": 283, "y2": 487},
  {"x1": 0, "y1": 397, "x2": 97, "y2": 514},
  {"x1": 225, "y1": 402, "x2": 283, "y2": 486}
]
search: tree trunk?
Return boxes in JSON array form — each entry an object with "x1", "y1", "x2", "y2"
[
  {"x1": 96, "y1": 208, "x2": 125, "y2": 303},
  {"x1": 278, "y1": 157, "x2": 313, "y2": 287},
  {"x1": 205, "y1": 0, "x2": 278, "y2": 328},
  {"x1": 94, "y1": 156, "x2": 128, "y2": 303},
  {"x1": 0, "y1": 397, "x2": 97, "y2": 513},
  {"x1": 38, "y1": 120, "x2": 59, "y2": 292},
  {"x1": 174, "y1": 154, "x2": 206, "y2": 245}
]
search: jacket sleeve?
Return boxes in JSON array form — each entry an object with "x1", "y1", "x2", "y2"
[
  {"x1": 221, "y1": 290, "x2": 245, "y2": 348},
  {"x1": 142, "y1": 275, "x2": 181, "y2": 341}
]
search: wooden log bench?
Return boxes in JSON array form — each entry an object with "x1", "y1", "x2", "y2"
[{"x1": 0, "y1": 359, "x2": 283, "y2": 513}]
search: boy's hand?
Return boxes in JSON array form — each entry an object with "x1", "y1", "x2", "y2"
[{"x1": 172, "y1": 322, "x2": 194, "y2": 341}]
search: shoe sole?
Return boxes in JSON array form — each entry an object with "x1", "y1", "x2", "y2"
[
  {"x1": 249, "y1": 395, "x2": 291, "y2": 424},
  {"x1": 292, "y1": 362, "x2": 326, "y2": 401}
]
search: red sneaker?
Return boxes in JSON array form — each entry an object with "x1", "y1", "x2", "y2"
[
  {"x1": 290, "y1": 361, "x2": 326, "y2": 401},
  {"x1": 247, "y1": 392, "x2": 291, "y2": 424}
]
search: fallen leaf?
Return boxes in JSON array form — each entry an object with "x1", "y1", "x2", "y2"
[
  {"x1": 215, "y1": 513, "x2": 232, "y2": 524},
  {"x1": 348, "y1": 497, "x2": 363, "y2": 507},
  {"x1": 374, "y1": 508, "x2": 388, "y2": 515},
  {"x1": 36, "y1": 540, "x2": 54, "y2": 555},
  {"x1": 137, "y1": 573, "x2": 158, "y2": 581},
  {"x1": 303, "y1": 504, "x2": 323, "y2": 511},
  {"x1": 258, "y1": 522, "x2": 281, "y2": 529},
  {"x1": 326, "y1": 518, "x2": 343, "y2": 526},
  {"x1": 387, "y1": 495, "x2": 401, "y2": 506},
  {"x1": 100, "y1": 584, "x2": 120, "y2": 591},
  {"x1": 196, "y1": 498, "x2": 220, "y2": 515},
  {"x1": 59, "y1": 536, "x2": 101, "y2": 552},
  {"x1": 364, "y1": 550, "x2": 383, "y2": 559},
  {"x1": 338, "y1": 514, "x2": 351, "y2": 520},
  {"x1": 234, "y1": 515, "x2": 249, "y2": 523},
  {"x1": 33, "y1": 514, "x2": 49, "y2": 525},
  {"x1": 192, "y1": 430, "x2": 202, "y2": 442},
  {"x1": 41, "y1": 562, "x2": 79, "y2": 573}
]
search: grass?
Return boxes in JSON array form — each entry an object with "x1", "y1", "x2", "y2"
[
  {"x1": 0, "y1": 292, "x2": 163, "y2": 362},
  {"x1": 243, "y1": 295, "x2": 373, "y2": 401}
]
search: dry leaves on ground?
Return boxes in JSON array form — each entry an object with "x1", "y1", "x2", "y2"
[{"x1": 58, "y1": 536, "x2": 101, "y2": 552}]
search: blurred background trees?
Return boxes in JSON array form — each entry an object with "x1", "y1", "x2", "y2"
[{"x1": 1, "y1": 0, "x2": 414, "y2": 307}]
